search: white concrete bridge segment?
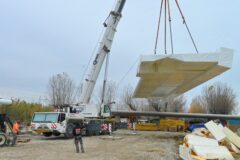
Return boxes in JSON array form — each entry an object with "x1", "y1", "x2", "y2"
[{"x1": 133, "y1": 48, "x2": 233, "y2": 98}]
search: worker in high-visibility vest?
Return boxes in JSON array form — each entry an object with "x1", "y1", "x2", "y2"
[
  {"x1": 73, "y1": 123, "x2": 85, "y2": 153},
  {"x1": 12, "y1": 120, "x2": 20, "y2": 146}
]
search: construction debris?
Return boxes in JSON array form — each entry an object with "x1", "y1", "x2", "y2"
[
  {"x1": 179, "y1": 120, "x2": 239, "y2": 160},
  {"x1": 223, "y1": 127, "x2": 240, "y2": 148},
  {"x1": 205, "y1": 120, "x2": 226, "y2": 141},
  {"x1": 193, "y1": 145, "x2": 234, "y2": 160},
  {"x1": 17, "y1": 138, "x2": 31, "y2": 143},
  {"x1": 184, "y1": 134, "x2": 219, "y2": 148},
  {"x1": 191, "y1": 128, "x2": 210, "y2": 137}
]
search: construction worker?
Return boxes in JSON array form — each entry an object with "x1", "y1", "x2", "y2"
[
  {"x1": 73, "y1": 122, "x2": 85, "y2": 153},
  {"x1": 12, "y1": 120, "x2": 20, "y2": 146}
]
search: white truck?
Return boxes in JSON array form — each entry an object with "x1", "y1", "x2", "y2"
[{"x1": 31, "y1": 0, "x2": 126, "y2": 138}]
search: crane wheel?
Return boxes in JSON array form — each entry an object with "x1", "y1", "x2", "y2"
[
  {"x1": 0, "y1": 133, "x2": 7, "y2": 147},
  {"x1": 43, "y1": 132, "x2": 53, "y2": 137},
  {"x1": 53, "y1": 133, "x2": 61, "y2": 136}
]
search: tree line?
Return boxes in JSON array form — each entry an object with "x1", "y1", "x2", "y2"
[
  {"x1": 0, "y1": 100, "x2": 53, "y2": 124},
  {"x1": 48, "y1": 72, "x2": 238, "y2": 115},
  {"x1": 0, "y1": 73, "x2": 237, "y2": 125},
  {"x1": 189, "y1": 82, "x2": 237, "y2": 114}
]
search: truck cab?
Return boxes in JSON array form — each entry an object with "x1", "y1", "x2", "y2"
[{"x1": 31, "y1": 112, "x2": 67, "y2": 137}]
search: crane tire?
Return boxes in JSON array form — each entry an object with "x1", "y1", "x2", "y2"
[
  {"x1": 53, "y1": 133, "x2": 61, "y2": 136},
  {"x1": 65, "y1": 123, "x2": 74, "y2": 138},
  {"x1": 43, "y1": 132, "x2": 53, "y2": 137},
  {"x1": 0, "y1": 133, "x2": 7, "y2": 147}
]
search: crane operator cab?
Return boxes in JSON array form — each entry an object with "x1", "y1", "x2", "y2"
[{"x1": 100, "y1": 104, "x2": 111, "y2": 118}]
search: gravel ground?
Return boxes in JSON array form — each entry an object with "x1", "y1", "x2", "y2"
[{"x1": 0, "y1": 130, "x2": 185, "y2": 160}]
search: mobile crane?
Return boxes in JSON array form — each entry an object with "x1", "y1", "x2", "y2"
[{"x1": 31, "y1": 0, "x2": 126, "y2": 138}]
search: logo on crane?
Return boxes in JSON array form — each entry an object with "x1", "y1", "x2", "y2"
[{"x1": 93, "y1": 54, "x2": 100, "y2": 65}]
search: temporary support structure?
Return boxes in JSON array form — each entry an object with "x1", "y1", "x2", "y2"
[{"x1": 133, "y1": 48, "x2": 233, "y2": 98}]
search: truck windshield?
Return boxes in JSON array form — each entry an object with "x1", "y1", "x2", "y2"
[
  {"x1": 45, "y1": 114, "x2": 58, "y2": 122},
  {"x1": 32, "y1": 113, "x2": 58, "y2": 123}
]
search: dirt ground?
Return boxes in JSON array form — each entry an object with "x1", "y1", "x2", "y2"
[{"x1": 0, "y1": 130, "x2": 185, "y2": 160}]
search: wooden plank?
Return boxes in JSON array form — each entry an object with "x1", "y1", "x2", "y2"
[
  {"x1": 223, "y1": 126, "x2": 240, "y2": 148},
  {"x1": 192, "y1": 128, "x2": 210, "y2": 137},
  {"x1": 218, "y1": 123, "x2": 224, "y2": 130},
  {"x1": 17, "y1": 138, "x2": 31, "y2": 143},
  {"x1": 205, "y1": 120, "x2": 226, "y2": 141},
  {"x1": 185, "y1": 134, "x2": 219, "y2": 148},
  {"x1": 179, "y1": 145, "x2": 193, "y2": 160},
  {"x1": 229, "y1": 142, "x2": 240, "y2": 153},
  {"x1": 221, "y1": 140, "x2": 240, "y2": 154},
  {"x1": 192, "y1": 145, "x2": 234, "y2": 160},
  {"x1": 190, "y1": 155, "x2": 205, "y2": 160}
]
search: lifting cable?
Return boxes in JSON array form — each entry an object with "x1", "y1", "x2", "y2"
[
  {"x1": 116, "y1": 58, "x2": 139, "y2": 90},
  {"x1": 174, "y1": 0, "x2": 199, "y2": 53},
  {"x1": 154, "y1": 0, "x2": 164, "y2": 55},
  {"x1": 118, "y1": 0, "x2": 200, "y2": 89},
  {"x1": 154, "y1": 0, "x2": 199, "y2": 55},
  {"x1": 167, "y1": 0, "x2": 174, "y2": 54},
  {"x1": 164, "y1": 0, "x2": 167, "y2": 54}
]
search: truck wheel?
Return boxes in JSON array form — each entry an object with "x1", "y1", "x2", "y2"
[
  {"x1": 86, "y1": 129, "x2": 93, "y2": 136},
  {"x1": 43, "y1": 132, "x2": 53, "y2": 137},
  {"x1": 65, "y1": 123, "x2": 74, "y2": 138},
  {"x1": 53, "y1": 133, "x2": 61, "y2": 136},
  {"x1": 0, "y1": 133, "x2": 7, "y2": 147}
]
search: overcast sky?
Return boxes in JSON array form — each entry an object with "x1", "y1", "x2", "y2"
[{"x1": 0, "y1": 0, "x2": 239, "y2": 106}]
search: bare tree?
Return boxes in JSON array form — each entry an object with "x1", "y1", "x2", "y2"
[
  {"x1": 166, "y1": 95, "x2": 186, "y2": 112},
  {"x1": 147, "y1": 98, "x2": 163, "y2": 112},
  {"x1": 48, "y1": 72, "x2": 76, "y2": 108},
  {"x1": 132, "y1": 98, "x2": 147, "y2": 111},
  {"x1": 97, "y1": 80, "x2": 117, "y2": 106},
  {"x1": 121, "y1": 85, "x2": 144, "y2": 111},
  {"x1": 199, "y1": 82, "x2": 237, "y2": 114},
  {"x1": 188, "y1": 96, "x2": 206, "y2": 113}
]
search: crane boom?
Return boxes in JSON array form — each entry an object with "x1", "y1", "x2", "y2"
[{"x1": 79, "y1": 0, "x2": 126, "y2": 104}]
